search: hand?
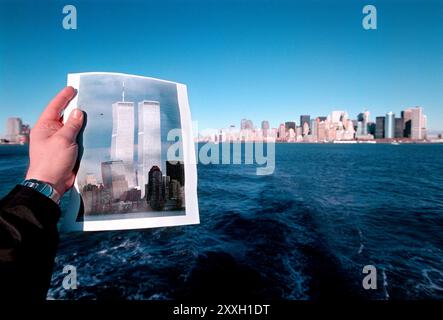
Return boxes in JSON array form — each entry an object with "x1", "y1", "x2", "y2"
[{"x1": 26, "y1": 86, "x2": 84, "y2": 196}]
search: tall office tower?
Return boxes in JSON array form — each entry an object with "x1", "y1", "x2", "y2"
[
  {"x1": 101, "y1": 160, "x2": 129, "y2": 201},
  {"x1": 375, "y1": 116, "x2": 385, "y2": 139},
  {"x1": 261, "y1": 120, "x2": 270, "y2": 137},
  {"x1": 240, "y1": 118, "x2": 253, "y2": 130},
  {"x1": 110, "y1": 83, "x2": 135, "y2": 187},
  {"x1": 402, "y1": 109, "x2": 412, "y2": 138},
  {"x1": 363, "y1": 110, "x2": 370, "y2": 135},
  {"x1": 330, "y1": 111, "x2": 345, "y2": 124},
  {"x1": 285, "y1": 121, "x2": 296, "y2": 132},
  {"x1": 278, "y1": 123, "x2": 286, "y2": 141},
  {"x1": 409, "y1": 107, "x2": 426, "y2": 140},
  {"x1": 5, "y1": 117, "x2": 22, "y2": 142},
  {"x1": 147, "y1": 166, "x2": 165, "y2": 211},
  {"x1": 317, "y1": 121, "x2": 326, "y2": 141},
  {"x1": 368, "y1": 122, "x2": 376, "y2": 136},
  {"x1": 300, "y1": 115, "x2": 310, "y2": 134},
  {"x1": 167, "y1": 161, "x2": 185, "y2": 187},
  {"x1": 240, "y1": 119, "x2": 248, "y2": 130},
  {"x1": 385, "y1": 112, "x2": 395, "y2": 139},
  {"x1": 310, "y1": 119, "x2": 318, "y2": 138},
  {"x1": 302, "y1": 121, "x2": 310, "y2": 136},
  {"x1": 394, "y1": 118, "x2": 404, "y2": 138},
  {"x1": 138, "y1": 100, "x2": 161, "y2": 198}
]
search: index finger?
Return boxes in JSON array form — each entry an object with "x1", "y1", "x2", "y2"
[{"x1": 37, "y1": 86, "x2": 77, "y2": 123}]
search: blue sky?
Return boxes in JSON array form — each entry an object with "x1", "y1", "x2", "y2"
[{"x1": 0, "y1": 0, "x2": 442, "y2": 133}]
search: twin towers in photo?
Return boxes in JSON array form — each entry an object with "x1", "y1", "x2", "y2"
[{"x1": 110, "y1": 81, "x2": 162, "y2": 198}]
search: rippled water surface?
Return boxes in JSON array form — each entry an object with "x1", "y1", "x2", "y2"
[{"x1": 1, "y1": 143, "x2": 442, "y2": 300}]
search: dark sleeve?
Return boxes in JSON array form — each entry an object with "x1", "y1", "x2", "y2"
[{"x1": 0, "y1": 185, "x2": 61, "y2": 300}]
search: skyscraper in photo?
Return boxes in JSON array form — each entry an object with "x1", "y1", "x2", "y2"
[
  {"x1": 138, "y1": 100, "x2": 161, "y2": 198},
  {"x1": 101, "y1": 160, "x2": 129, "y2": 201},
  {"x1": 385, "y1": 112, "x2": 395, "y2": 139},
  {"x1": 166, "y1": 161, "x2": 185, "y2": 187},
  {"x1": 147, "y1": 165, "x2": 165, "y2": 211},
  {"x1": 110, "y1": 82, "x2": 135, "y2": 187}
]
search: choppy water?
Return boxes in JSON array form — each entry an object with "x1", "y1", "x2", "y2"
[{"x1": 1, "y1": 143, "x2": 442, "y2": 300}]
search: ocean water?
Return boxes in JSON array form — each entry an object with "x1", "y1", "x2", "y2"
[{"x1": 1, "y1": 143, "x2": 442, "y2": 300}]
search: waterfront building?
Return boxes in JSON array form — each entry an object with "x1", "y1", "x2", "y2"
[
  {"x1": 330, "y1": 111, "x2": 345, "y2": 124},
  {"x1": 317, "y1": 120, "x2": 326, "y2": 141},
  {"x1": 285, "y1": 121, "x2": 296, "y2": 132},
  {"x1": 278, "y1": 123, "x2": 286, "y2": 141},
  {"x1": 302, "y1": 122, "x2": 310, "y2": 136},
  {"x1": 408, "y1": 107, "x2": 426, "y2": 140},
  {"x1": 300, "y1": 115, "x2": 310, "y2": 134},
  {"x1": 5, "y1": 117, "x2": 22, "y2": 143},
  {"x1": 261, "y1": 120, "x2": 270, "y2": 137},
  {"x1": 385, "y1": 112, "x2": 395, "y2": 139},
  {"x1": 394, "y1": 118, "x2": 404, "y2": 138},
  {"x1": 375, "y1": 116, "x2": 385, "y2": 139}
]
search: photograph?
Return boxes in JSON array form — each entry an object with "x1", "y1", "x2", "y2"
[{"x1": 60, "y1": 72, "x2": 199, "y2": 231}]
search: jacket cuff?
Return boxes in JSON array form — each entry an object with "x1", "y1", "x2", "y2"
[{"x1": 1, "y1": 185, "x2": 61, "y2": 227}]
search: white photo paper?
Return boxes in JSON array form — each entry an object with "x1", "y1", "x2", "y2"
[{"x1": 60, "y1": 72, "x2": 199, "y2": 232}]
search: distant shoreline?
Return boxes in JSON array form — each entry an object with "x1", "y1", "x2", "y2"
[
  {"x1": 0, "y1": 143, "x2": 28, "y2": 146},
  {"x1": 195, "y1": 140, "x2": 443, "y2": 144}
]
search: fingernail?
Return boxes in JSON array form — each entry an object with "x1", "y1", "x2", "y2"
[{"x1": 72, "y1": 109, "x2": 83, "y2": 120}]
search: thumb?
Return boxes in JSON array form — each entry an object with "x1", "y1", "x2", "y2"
[{"x1": 57, "y1": 108, "x2": 84, "y2": 142}]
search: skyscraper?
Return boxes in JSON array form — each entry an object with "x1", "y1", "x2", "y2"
[
  {"x1": 147, "y1": 166, "x2": 165, "y2": 211},
  {"x1": 409, "y1": 107, "x2": 426, "y2": 140},
  {"x1": 261, "y1": 120, "x2": 270, "y2": 138},
  {"x1": 5, "y1": 117, "x2": 22, "y2": 143},
  {"x1": 285, "y1": 121, "x2": 296, "y2": 132},
  {"x1": 310, "y1": 119, "x2": 317, "y2": 139},
  {"x1": 300, "y1": 115, "x2": 310, "y2": 135},
  {"x1": 138, "y1": 100, "x2": 161, "y2": 197},
  {"x1": 278, "y1": 123, "x2": 286, "y2": 141},
  {"x1": 101, "y1": 160, "x2": 129, "y2": 201},
  {"x1": 394, "y1": 118, "x2": 403, "y2": 138},
  {"x1": 375, "y1": 116, "x2": 385, "y2": 139},
  {"x1": 385, "y1": 112, "x2": 395, "y2": 139},
  {"x1": 330, "y1": 111, "x2": 345, "y2": 124},
  {"x1": 110, "y1": 82, "x2": 135, "y2": 187},
  {"x1": 166, "y1": 161, "x2": 185, "y2": 187}
]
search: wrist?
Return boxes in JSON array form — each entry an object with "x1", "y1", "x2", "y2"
[{"x1": 22, "y1": 177, "x2": 62, "y2": 203}]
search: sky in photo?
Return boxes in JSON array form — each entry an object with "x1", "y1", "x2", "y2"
[
  {"x1": 0, "y1": 0, "x2": 442, "y2": 132},
  {"x1": 75, "y1": 73, "x2": 182, "y2": 184}
]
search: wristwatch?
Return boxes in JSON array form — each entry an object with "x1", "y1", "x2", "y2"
[{"x1": 21, "y1": 179, "x2": 61, "y2": 204}]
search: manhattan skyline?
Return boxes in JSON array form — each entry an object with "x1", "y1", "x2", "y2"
[{"x1": 1, "y1": 0, "x2": 443, "y2": 133}]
